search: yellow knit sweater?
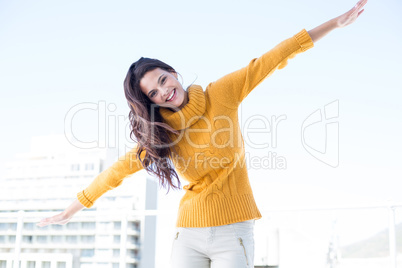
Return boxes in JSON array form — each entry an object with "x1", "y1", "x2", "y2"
[{"x1": 77, "y1": 28, "x2": 314, "y2": 227}]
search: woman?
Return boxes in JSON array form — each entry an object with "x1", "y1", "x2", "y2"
[{"x1": 37, "y1": 1, "x2": 367, "y2": 267}]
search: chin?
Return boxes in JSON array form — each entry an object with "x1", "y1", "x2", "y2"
[
  {"x1": 162, "y1": 95, "x2": 182, "y2": 109},
  {"x1": 162, "y1": 101, "x2": 179, "y2": 110}
]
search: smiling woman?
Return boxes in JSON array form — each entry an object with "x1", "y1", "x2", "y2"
[
  {"x1": 36, "y1": 1, "x2": 368, "y2": 267},
  {"x1": 122, "y1": 57, "x2": 191, "y2": 192}
]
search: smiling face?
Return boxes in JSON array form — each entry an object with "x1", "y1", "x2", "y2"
[{"x1": 139, "y1": 68, "x2": 188, "y2": 110}]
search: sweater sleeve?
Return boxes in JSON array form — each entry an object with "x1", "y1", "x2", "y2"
[
  {"x1": 206, "y1": 28, "x2": 314, "y2": 109},
  {"x1": 76, "y1": 144, "x2": 145, "y2": 208}
]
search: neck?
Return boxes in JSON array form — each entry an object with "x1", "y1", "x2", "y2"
[
  {"x1": 159, "y1": 84, "x2": 206, "y2": 130},
  {"x1": 178, "y1": 90, "x2": 189, "y2": 110}
]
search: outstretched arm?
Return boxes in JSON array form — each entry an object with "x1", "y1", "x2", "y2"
[
  {"x1": 207, "y1": 29, "x2": 314, "y2": 109},
  {"x1": 36, "y1": 145, "x2": 145, "y2": 227},
  {"x1": 205, "y1": 0, "x2": 368, "y2": 109},
  {"x1": 308, "y1": 0, "x2": 367, "y2": 43}
]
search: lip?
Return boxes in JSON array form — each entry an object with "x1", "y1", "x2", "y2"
[{"x1": 166, "y1": 88, "x2": 176, "y2": 102}]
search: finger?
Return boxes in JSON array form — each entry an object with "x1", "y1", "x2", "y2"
[
  {"x1": 37, "y1": 218, "x2": 53, "y2": 226},
  {"x1": 357, "y1": 9, "x2": 365, "y2": 17},
  {"x1": 36, "y1": 219, "x2": 46, "y2": 225},
  {"x1": 36, "y1": 222, "x2": 48, "y2": 227},
  {"x1": 36, "y1": 220, "x2": 47, "y2": 226},
  {"x1": 353, "y1": 0, "x2": 364, "y2": 10},
  {"x1": 354, "y1": 1, "x2": 361, "y2": 9},
  {"x1": 350, "y1": 1, "x2": 362, "y2": 14},
  {"x1": 357, "y1": 0, "x2": 368, "y2": 9},
  {"x1": 352, "y1": 2, "x2": 365, "y2": 15}
]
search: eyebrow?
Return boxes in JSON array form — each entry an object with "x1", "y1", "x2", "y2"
[{"x1": 147, "y1": 74, "x2": 164, "y2": 98}]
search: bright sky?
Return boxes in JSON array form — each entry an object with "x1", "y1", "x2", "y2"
[{"x1": 1, "y1": 0, "x2": 402, "y2": 263}]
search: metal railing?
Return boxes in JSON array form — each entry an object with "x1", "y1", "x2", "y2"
[{"x1": 1, "y1": 203, "x2": 401, "y2": 268}]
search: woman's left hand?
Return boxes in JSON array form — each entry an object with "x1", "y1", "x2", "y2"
[{"x1": 335, "y1": 0, "x2": 368, "y2": 28}]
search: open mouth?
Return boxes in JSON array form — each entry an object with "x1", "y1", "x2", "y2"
[{"x1": 166, "y1": 88, "x2": 176, "y2": 102}]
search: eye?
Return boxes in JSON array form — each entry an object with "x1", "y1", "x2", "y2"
[
  {"x1": 150, "y1": 91, "x2": 156, "y2": 98},
  {"x1": 162, "y1": 77, "x2": 166, "y2": 84}
]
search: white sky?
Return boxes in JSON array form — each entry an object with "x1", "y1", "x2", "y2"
[{"x1": 1, "y1": 0, "x2": 402, "y2": 262}]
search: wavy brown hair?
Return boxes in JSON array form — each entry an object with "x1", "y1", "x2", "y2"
[{"x1": 123, "y1": 57, "x2": 182, "y2": 193}]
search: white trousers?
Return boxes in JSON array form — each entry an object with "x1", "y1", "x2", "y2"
[{"x1": 170, "y1": 220, "x2": 255, "y2": 268}]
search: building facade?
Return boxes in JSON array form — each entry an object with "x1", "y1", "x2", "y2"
[{"x1": 0, "y1": 135, "x2": 157, "y2": 268}]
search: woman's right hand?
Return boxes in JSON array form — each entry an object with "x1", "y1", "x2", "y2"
[
  {"x1": 36, "y1": 198, "x2": 86, "y2": 227},
  {"x1": 36, "y1": 211, "x2": 71, "y2": 227}
]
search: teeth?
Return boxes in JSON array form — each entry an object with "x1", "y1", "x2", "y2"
[{"x1": 167, "y1": 89, "x2": 175, "y2": 101}]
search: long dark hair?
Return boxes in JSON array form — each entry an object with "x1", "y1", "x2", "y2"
[{"x1": 123, "y1": 57, "x2": 182, "y2": 192}]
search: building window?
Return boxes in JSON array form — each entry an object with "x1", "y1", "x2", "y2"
[
  {"x1": 113, "y1": 235, "x2": 120, "y2": 244},
  {"x1": 52, "y1": 224, "x2": 63, "y2": 230},
  {"x1": 113, "y1": 249, "x2": 120, "y2": 257},
  {"x1": 22, "y1": 236, "x2": 33, "y2": 243},
  {"x1": 128, "y1": 235, "x2": 138, "y2": 244},
  {"x1": 9, "y1": 223, "x2": 17, "y2": 231},
  {"x1": 51, "y1": 236, "x2": 62, "y2": 243},
  {"x1": 42, "y1": 261, "x2": 51, "y2": 268},
  {"x1": 128, "y1": 249, "x2": 137, "y2": 258},
  {"x1": 82, "y1": 222, "x2": 95, "y2": 230},
  {"x1": 66, "y1": 222, "x2": 79, "y2": 230},
  {"x1": 9, "y1": 236, "x2": 16, "y2": 243},
  {"x1": 114, "y1": 221, "x2": 121, "y2": 230},
  {"x1": 85, "y1": 163, "x2": 94, "y2": 170},
  {"x1": 37, "y1": 236, "x2": 47, "y2": 243},
  {"x1": 36, "y1": 235, "x2": 47, "y2": 243},
  {"x1": 106, "y1": 197, "x2": 116, "y2": 202},
  {"x1": 81, "y1": 249, "x2": 95, "y2": 257},
  {"x1": 23, "y1": 223, "x2": 34, "y2": 230},
  {"x1": 66, "y1": 236, "x2": 78, "y2": 243},
  {"x1": 128, "y1": 221, "x2": 140, "y2": 230},
  {"x1": 81, "y1": 236, "x2": 95, "y2": 243},
  {"x1": 57, "y1": 263, "x2": 66, "y2": 268},
  {"x1": 71, "y1": 164, "x2": 80, "y2": 171},
  {"x1": 0, "y1": 223, "x2": 7, "y2": 231}
]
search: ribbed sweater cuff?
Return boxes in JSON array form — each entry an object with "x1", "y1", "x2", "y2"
[
  {"x1": 77, "y1": 190, "x2": 94, "y2": 208},
  {"x1": 294, "y1": 28, "x2": 315, "y2": 52}
]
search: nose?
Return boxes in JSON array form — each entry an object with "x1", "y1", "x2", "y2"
[{"x1": 162, "y1": 87, "x2": 169, "y2": 96}]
